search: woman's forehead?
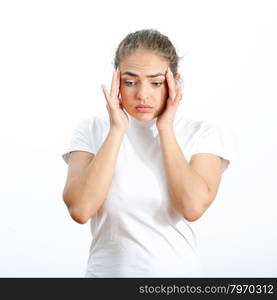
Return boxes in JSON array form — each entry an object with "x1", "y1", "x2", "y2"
[
  {"x1": 121, "y1": 70, "x2": 165, "y2": 78},
  {"x1": 120, "y1": 50, "x2": 168, "y2": 74},
  {"x1": 120, "y1": 62, "x2": 167, "y2": 78}
]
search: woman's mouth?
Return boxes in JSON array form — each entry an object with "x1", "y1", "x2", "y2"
[{"x1": 136, "y1": 105, "x2": 153, "y2": 112}]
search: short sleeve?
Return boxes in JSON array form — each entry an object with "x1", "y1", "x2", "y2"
[
  {"x1": 191, "y1": 121, "x2": 231, "y2": 173},
  {"x1": 62, "y1": 117, "x2": 96, "y2": 165}
]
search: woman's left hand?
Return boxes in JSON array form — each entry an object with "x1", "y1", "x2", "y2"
[{"x1": 156, "y1": 67, "x2": 182, "y2": 132}]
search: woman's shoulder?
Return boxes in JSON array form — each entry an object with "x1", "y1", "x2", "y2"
[
  {"x1": 175, "y1": 114, "x2": 216, "y2": 135},
  {"x1": 78, "y1": 114, "x2": 109, "y2": 131},
  {"x1": 68, "y1": 114, "x2": 110, "y2": 143}
]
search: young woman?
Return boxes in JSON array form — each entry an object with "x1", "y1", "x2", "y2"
[{"x1": 62, "y1": 29, "x2": 230, "y2": 277}]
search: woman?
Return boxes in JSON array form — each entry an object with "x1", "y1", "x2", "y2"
[{"x1": 62, "y1": 29, "x2": 230, "y2": 277}]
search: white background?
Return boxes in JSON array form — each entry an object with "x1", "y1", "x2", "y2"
[{"x1": 0, "y1": 0, "x2": 276, "y2": 277}]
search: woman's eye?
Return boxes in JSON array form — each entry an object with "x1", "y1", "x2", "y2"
[
  {"x1": 125, "y1": 81, "x2": 136, "y2": 86},
  {"x1": 152, "y1": 82, "x2": 163, "y2": 87},
  {"x1": 124, "y1": 81, "x2": 163, "y2": 87}
]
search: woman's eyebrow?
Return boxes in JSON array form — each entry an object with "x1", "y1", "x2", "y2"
[{"x1": 122, "y1": 71, "x2": 165, "y2": 78}]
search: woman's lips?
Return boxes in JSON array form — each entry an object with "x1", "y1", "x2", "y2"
[
  {"x1": 136, "y1": 105, "x2": 153, "y2": 112},
  {"x1": 136, "y1": 106, "x2": 153, "y2": 112}
]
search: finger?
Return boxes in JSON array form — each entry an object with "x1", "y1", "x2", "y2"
[
  {"x1": 110, "y1": 71, "x2": 118, "y2": 99},
  {"x1": 174, "y1": 85, "x2": 182, "y2": 103},
  {"x1": 109, "y1": 72, "x2": 115, "y2": 95},
  {"x1": 166, "y1": 67, "x2": 176, "y2": 101},
  {"x1": 102, "y1": 84, "x2": 111, "y2": 104},
  {"x1": 116, "y1": 70, "x2": 121, "y2": 97}
]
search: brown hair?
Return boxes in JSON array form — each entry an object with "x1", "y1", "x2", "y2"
[{"x1": 113, "y1": 29, "x2": 183, "y2": 76}]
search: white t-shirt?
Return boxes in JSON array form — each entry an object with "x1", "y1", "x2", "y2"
[{"x1": 62, "y1": 110, "x2": 230, "y2": 277}]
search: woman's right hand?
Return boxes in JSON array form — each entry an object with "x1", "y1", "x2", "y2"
[{"x1": 102, "y1": 69, "x2": 129, "y2": 133}]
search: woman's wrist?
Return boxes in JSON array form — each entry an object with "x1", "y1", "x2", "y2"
[{"x1": 109, "y1": 127, "x2": 126, "y2": 136}]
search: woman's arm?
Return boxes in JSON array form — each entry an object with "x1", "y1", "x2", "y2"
[
  {"x1": 63, "y1": 128, "x2": 125, "y2": 224},
  {"x1": 159, "y1": 128, "x2": 223, "y2": 222},
  {"x1": 64, "y1": 69, "x2": 129, "y2": 224}
]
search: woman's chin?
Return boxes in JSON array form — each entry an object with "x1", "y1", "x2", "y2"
[{"x1": 131, "y1": 111, "x2": 156, "y2": 121}]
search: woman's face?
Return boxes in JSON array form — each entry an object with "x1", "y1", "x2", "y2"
[{"x1": 119, "y1": 49, "x2": 177, "y2": 121}]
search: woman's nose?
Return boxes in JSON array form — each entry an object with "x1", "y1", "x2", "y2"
[{"x1": 137, "y1": 85, "x2": 149, "y2": 102}]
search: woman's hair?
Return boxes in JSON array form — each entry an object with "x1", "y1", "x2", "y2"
[{"x1": 114, "y1": 29, "x2": 182, "y2": 76}]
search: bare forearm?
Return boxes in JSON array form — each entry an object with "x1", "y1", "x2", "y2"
[
  {"x1": 68, "y1": 128, "x2": 124, "y2": 222},
  {"x1": 159, "y1": 129, "x2": 210, "y2": 221}
]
